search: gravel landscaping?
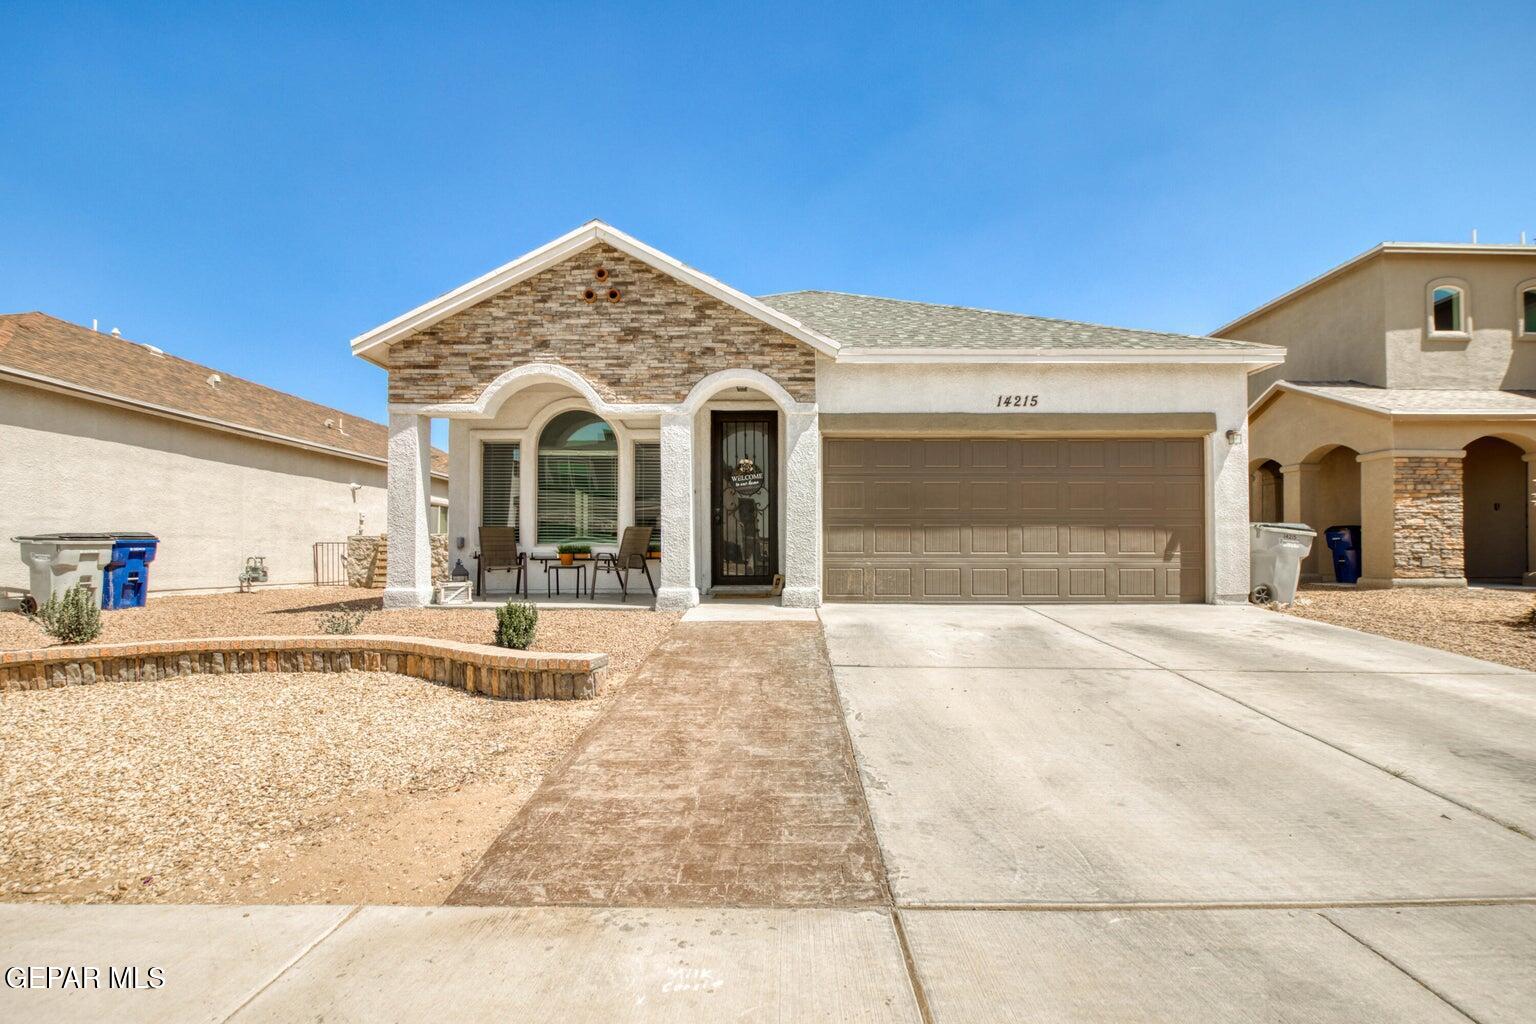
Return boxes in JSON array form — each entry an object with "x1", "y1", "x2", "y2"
[
  {"x1": 1283, "y1": 584, "x2": 1536, "y2": 672},
  {"x1": 0, "y1": 587, "x2": 679, "y2": 905}
]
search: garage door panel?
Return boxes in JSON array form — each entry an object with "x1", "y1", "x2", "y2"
[{"x1": 824, "y1": 436, "x2": 1205, "y2": 604}]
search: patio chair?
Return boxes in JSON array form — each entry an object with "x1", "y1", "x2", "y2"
[
  {"x1": 476, "y1": 526, "x2": 526, "y2": 598},
  {"x1": 594, "y1": 526, "x2": 655, "y2": 601}
]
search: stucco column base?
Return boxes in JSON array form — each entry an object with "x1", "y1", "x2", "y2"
[
  {"x1": 1213, "y1": 592, "x2": 1250, "y2": 606},
  {"x1": 779, "y1": 585, "x2": 821, "y2": 608},
  {"x1": 1358, "y1": 576, "x2": 1468, "y2": 590},
  {"x1": 1524, "y1": 571, "x2": 1536, "y2": 586},
  {"x1": 385, "y1": 410, "x2": 433, "y2": 610},
  {"x1": 383, "y1": 585, "x2": 432, "y2": 608},
  {"x1": 655, "y1": 586, "x2": 700, "y2": 611}
]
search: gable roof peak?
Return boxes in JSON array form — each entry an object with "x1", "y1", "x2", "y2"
[{"x1": 349, "y1": 221, "x2": 841, "y2": 363}]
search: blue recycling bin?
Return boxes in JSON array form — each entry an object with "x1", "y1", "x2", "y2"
[
  {"x1": 102, "y1": 534, "x2": 159, "y2": 609},
  {"x1": 1323, "y1": 525, "x2": 1361, "y2": 585}
]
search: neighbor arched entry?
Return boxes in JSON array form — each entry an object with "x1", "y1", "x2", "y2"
[
  {"x1": 1463, "y1": 436, "x2": 1527, "y2": 580},
  {"x1": 1250, "y1": 460, "x2": 1283, "y2": 522}
]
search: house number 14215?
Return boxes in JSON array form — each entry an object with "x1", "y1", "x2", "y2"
[{"x1": 995, "y1": 394, "x2": 1040, "y2": 408}]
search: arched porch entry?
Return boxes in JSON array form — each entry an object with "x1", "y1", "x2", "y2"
[
  {"x1": 1249, "y1": 460, "x2": 1283, "y2": 522},
  {"x1": 1462, "y1": 436, "x2": 1528, "y2": 581},
  {"x1": 1291, "y1": 445, "x2": 1361, "y2": 582}
]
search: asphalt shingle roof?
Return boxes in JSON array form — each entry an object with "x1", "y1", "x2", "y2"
[
  {"x1": 759, "y1": 290, "x2": 1280, "y2": 354},
  {"x1": 0, "y1": 312, "x2": 447, "y2": 475},
  {"x1": 1282, "y1": 381, "x2": 1536, "y2": 415}
]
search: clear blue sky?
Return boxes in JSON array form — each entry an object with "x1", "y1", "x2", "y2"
[{"x1": 4, "y1": 2, "x2": 1532, "y2": 447}]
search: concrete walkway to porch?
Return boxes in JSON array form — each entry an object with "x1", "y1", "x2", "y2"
[{"x1": 447, "y1": 618, "x2": 887, "y2": 907}]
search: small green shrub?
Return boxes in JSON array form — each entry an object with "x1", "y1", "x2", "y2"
[
  {"x1": 31, "y1": 586, "x2": 103, "y2": 645},
  {"x1": 556, "y1": 544, "x2": 591, "y2": 556},
  {"x1": 494, "y1": 600, "x2": 538, "y2": 650},
  {"x1": 318, "y1": 608, "x2": 367, "y2": 635}
]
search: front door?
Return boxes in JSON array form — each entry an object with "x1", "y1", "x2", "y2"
[{"x1": 711, "y1": 410, "x2": 777, "y2": 586}]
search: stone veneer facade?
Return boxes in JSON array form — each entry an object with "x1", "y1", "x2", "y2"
[
  {"x1": 1392, "y1": 456, "x2": 1465, "y2": 579},
  {"x1": 347, "y1": 534, "x2": 449, "y2": 589},
  {"x1": 386, "y1": 243, "x2": 818, "y2": 406},
  {"x1": 0, "y1": 635, "x2": 607, "y2": 700}
]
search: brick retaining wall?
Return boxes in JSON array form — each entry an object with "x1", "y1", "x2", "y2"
[{"x1": 0, "y1": 635, "x2": 607, "y2": 700}]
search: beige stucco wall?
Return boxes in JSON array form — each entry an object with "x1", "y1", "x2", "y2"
[
  {"x1": 1382, "y1": 253, "x2": 1536, "y2": 390},
  {"x1": 1232, "y1": 251, "x2": 1536, "y2": 400},
  {"x1": 1, "y1": 380, "x2": 447, "y2": 595},
  {"x1": 1234, "y1": 258, "x2": 1386, "y2": 401}
]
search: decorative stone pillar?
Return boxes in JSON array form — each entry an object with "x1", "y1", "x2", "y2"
[
  {"x1": 780, "y1": 410, "x2": 822, "y2": 608},
  {"x1": 1278, "y1": 463, "x2": 1322, "y2": 580},
  {"x1": 1357, "y1": 450, "x2": 1465, "y2": 588},
  {"x1": 384, "y1": 411, "x2": 434, "y2": 608},
  {"x1": 656, "y1": 411, "x2": 699, "y2": 610}
]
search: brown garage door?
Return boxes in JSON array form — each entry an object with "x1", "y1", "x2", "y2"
[{"x1": 823, "y1": 437, "x2": 1205, "y2": 603}]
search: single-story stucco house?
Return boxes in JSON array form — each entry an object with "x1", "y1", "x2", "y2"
[
  {"x1": 351, "y1": 221, "x2": 1284, "y2": 609},
  {"x1": 0, "y1": 312, "x2": 448, "y2": 596}
]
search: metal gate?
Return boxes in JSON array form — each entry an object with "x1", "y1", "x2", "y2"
[{"x1": 313, "y1": 541, "x2": 348, "y2": 586}]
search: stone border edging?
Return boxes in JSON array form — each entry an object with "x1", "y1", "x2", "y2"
[{"x1": 0, "y1": 635, "x2": 607, "y2": 700}]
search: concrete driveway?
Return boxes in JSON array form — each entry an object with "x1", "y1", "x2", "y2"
[
  {"x1": 823, "y1": 602, "x2": 1536, "y2": 1022},
  {"x1": 8, "y1": 603, "x2": 1536, "y2": 1023}
]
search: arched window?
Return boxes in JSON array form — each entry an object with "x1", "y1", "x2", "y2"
[
  {"x1": 537, "y1": 410, "x2": 618, "y2": 545},
  {"x1": 1428, "y1": 281, "x2": 1467, "y2": 335},
  {"x1": 1518, "y1": 280, "x2": 1536, "y2": 339}
]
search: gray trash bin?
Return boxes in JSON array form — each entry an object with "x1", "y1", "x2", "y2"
[
  {"x1": 14, "y1": 533, "x2": 118, "y2": 613},
  {"x1": 1249, "y1": 523, "x2": 1317, "y2": 605}
]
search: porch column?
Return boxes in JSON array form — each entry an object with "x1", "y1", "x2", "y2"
[
  {"x1": 1522, "y1": 453, "x2": 1536, "y2": 585},
  {"x1": 656, "y1": 411, "x2": 699, "y2": 610},
  {"x1": 384, "y1": 411, "x2": 434, "y2": 608},
  {"x1": 1279, "y1": 463, "x2": 1321, "y2": 580},
  {"x1": 780, "y1": 410, "x2": 822, "y2": 608},
  {"x1": 1357, "y1": 450, "x2": 1466, "y2": 588}
]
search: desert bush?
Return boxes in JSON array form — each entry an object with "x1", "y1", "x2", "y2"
[
  {"x1": 494, "y1": 600, "x2": 538, "y2": 650},
  {"x1": 31, "y1": 586, "x2": 103, "y2": 645},
  {"x1": 318, "y1": 607, "x2": 368, "y2": 635}
]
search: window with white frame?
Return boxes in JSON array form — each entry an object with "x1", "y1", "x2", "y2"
[
  {"x1": 1520, "y1": 282, "x2": 1536, "y2": 338},
  {"x1": 432, "y1": 504, "x2": 449, "y2": 534},
  {"x1": 634, "y1": 441, "x2": 661, "y2": 552},
  {"x1": 1429, "y1": 282, "x2": 1467, "y2": 334},
  {"x1": 481, "y1": 442, "x2": 520, "y2": 529},
  {"x1": 537, "y1": 411, "x2": 618, "y2": 545}
]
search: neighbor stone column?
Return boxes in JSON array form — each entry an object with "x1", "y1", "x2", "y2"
[
  {"x1": 1279, "y1": 463, "x2": 1321, "y2": 580},
  {"x1": 1357, "y1": 450, "x2": 1465, "y2": 588},
  {"x1": 780, "y1": 410, "x2": 822, "y2": 608},
  {"x1": 656, "y1": 411, "x2": 699, "y2": 610},
  {"x1": 384, "y1": 411, "x2": 433, "y2": 608}
]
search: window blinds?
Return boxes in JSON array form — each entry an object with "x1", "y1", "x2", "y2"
[
  {"x1": 634, "y1": 442, "x2": 661, "y2": 547},
  {"x1": 481, "y1": 443, "x2": 520, "y2": 528},
  {"x1": 537, "y1": 453, "x2": 618, "y2": 544}
]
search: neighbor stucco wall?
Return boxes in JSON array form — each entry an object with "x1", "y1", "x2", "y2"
[
  {"x1": 0, "y1": 381, "x2": 447, "y2": 595},
  {"x1": 1231, "y1": 258, "x2": 1386, "y2": 401},
  {"x1": 815, "y1": 359, "x2": 1254, "y2": 604},
  {"x1": 1381, "y1": 253, "x2": 1536, "y2": 390}
]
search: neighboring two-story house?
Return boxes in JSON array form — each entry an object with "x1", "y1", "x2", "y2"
[{"x1": 1225, "y1": 243, "x2": 1536, "y2": 587}]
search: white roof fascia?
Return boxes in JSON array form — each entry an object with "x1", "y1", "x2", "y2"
[
  {"x1": 350, "y1": 221, "x2": 843, "y2": 361},
  {"x1": 833, "y1": 347, "x2": 1284, "y2": 368}
]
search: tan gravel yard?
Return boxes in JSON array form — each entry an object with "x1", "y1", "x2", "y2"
[
  {"x1": 0, "y1": 587, "x2": 678, "y2": 905},
  {"x1": 1283, "y1": 584, "x2": 1536, "y2": 672}
]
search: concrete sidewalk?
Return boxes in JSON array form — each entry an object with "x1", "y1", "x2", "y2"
[{"x1": 5, "y1": 902, "x2": 1535, "y2": 1022}]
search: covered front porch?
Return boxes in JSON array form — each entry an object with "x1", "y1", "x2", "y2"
[{"x1": 382, "y1": 364, "x2": 822, "y2": 610}]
